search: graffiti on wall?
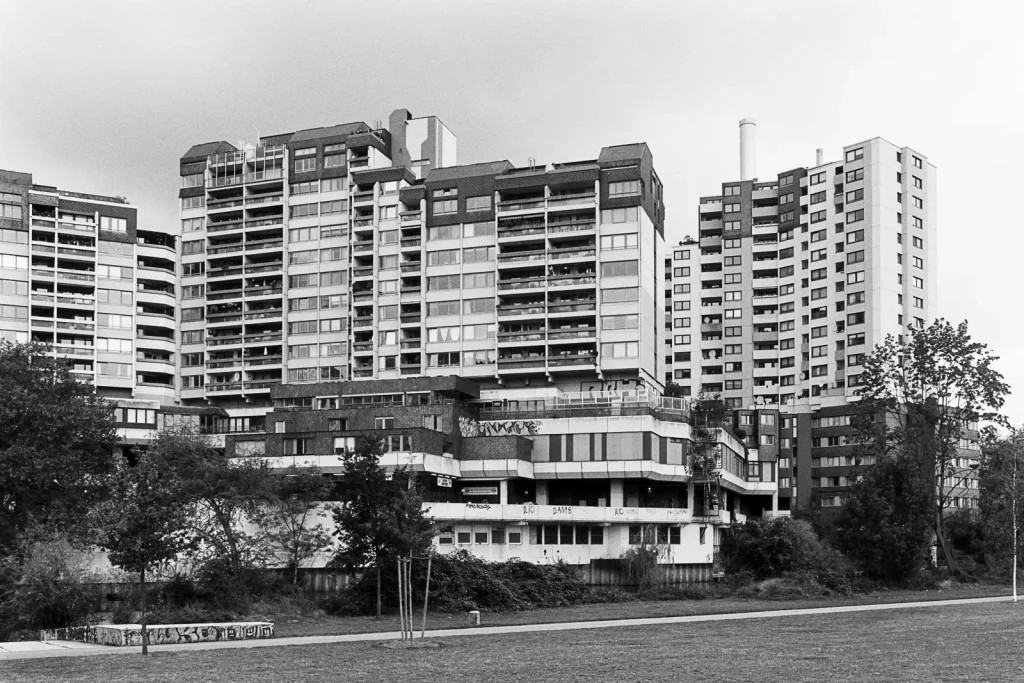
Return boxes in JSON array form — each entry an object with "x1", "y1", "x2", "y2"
[
  {"x1": 45, "y1": 622, "x2": 275, "y2": 647},
  {"x1": 460, "y1": 417, "x2": 542, "y2": 438}
]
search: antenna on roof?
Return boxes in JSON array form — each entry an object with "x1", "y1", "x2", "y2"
[
  {"x1": 253, "y1": 126, "x2": 261, "y2": 146},
  {"x1": 374, "y1": 120, "x2": 382, "y2": 131}
]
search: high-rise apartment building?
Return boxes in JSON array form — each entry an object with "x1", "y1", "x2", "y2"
[
  {"x1": 175, "y1": 110, "x2": 781, "y2": 575},
  {"x1": 0, "y1": 169, "x2": 177, "y2": 409},
  {"x1": 663, "y1": 121, "x2": 966, "y2": 512},
  {"x1": 177, "y1": 110, "x2": 667, "y2": 420}
]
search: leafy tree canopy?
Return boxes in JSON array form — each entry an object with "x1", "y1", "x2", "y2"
[{"x1": 0, "y1": 341, "x2": 118, "y2": 550}]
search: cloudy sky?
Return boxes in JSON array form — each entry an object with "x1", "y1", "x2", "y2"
[{"x1": 2, "y1": 0, "x2": 1022, "y2": 417}]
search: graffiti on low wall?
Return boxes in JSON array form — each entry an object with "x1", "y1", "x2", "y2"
[
  {"x1": 460, "y1": 417, "x2": 542, "y2": 438},
  {"x1": 46, "y1": 622, "x2": 274, "y2": 647}
]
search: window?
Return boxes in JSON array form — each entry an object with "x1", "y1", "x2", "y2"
[
  {"x1": 780, "y1": 174, "x2": 794, "y2": 186},
  {"x1": 912, "y1": 236, "x2": 923, "y2": 249},
  {"x1": 427, "y1": 248, "x2": 460, "y2": 266},
  {"x1": 848, "y1": 333, "x2": 865, "y2": 347},
  {"x1": 845, "y1": 148, "x2": 863, "y2": 162},
  {"x1": 428, "y1": 224, "x2": 459, "y2": 241},
  {"x1": 673, "y1": 267, "x2": 690, "y2": 277},
  {"x1": 602, "y1": 207, "x2": 639, "y2": 223},
  {"x1": 810, "y1": 171, "x2": 826, "y2": 185},
  {"x1": 913, "y1": 256, "x2": 923, "y2": 269},
  {"x1": 322, "y1": 177, "x2": 346, "y2": 192},
  {"x1": 320, "y1": 342, "x2": 347, "y2": 356},
  {"x1": 428, "y1": 351, "x2": 460, "y2": 367},
  {"x1": 723, "y1": 185, "x2": 741, "y2": 196},
  {"x1": 847, "y1": 312, "x2": 865, "y2": 325},
  {"x1": 913, "y1": 276, "x2": 923, "y2": 289},
  {"x1": 290, "y1": 181, "x2": 318, "y2": 195},
  {"x1": 321, "y1": 200, "x2": 347, "y2": 216},
  {"x1": 428, "y1": 301, "x2": 460, "y2": 317},
  {"x1": 289, "y1": 249, "x2": 318, "y2": 265},
  {"x1": 810, "y1": 210, "x2": 826, "y2": 223},
  {"x1": 724, "y1": 203, "x2": 740, "y2": 213},
  {"x1": 913, "y1": 176, "x2": 923, "y2": 189},
  {"x1": 846, "y1": 210, "x2": 864, "y2": 224},
  {"x1": 294, "y1": 157, "x2": 316, "y2": 173},
  {"x1": 810, "y1": 191, "x2": 826, "y2": 205},
  {"x1": 462, "y1": 221, "x2": 495, "y2": 237},
  {"x1": 846, "y1": 229, "x2": 864, "y2": 244},
  {"x1": 181, "y1": 217, "x2": 204, "y2": 232},
  {"x1": 608, "y1": 180, "x2": 640, "y2": 197},
  {"x1": 845, "y1": 189, "x2": 864, "y2": 204},
  {"x1": 724, "y1": 256, "x2": 741, "y2": 267},
  {"x1": 378, "y1": 305, "x2": 399, "y2": 320},
  {"x1": 181, "y1": 174, "x2": 203, "y2": 188},
  {"x1": 319, "y1": 318, "x2": 346, "y2": 333},
  {"x1": 323, "y1": 154, "x2": 344, "y2": 168},
  {"x1": 846, "y1": 168, "x2": 864, "y2": 183},
  {"x1": 432, "y1": 199, "x2": 457, "y2": 216},
  {"x1": 602, "y1": 314, "x2": 639, "y2": 330},
  {"x1": 463, "y1": 246, "x2": 495, "y2": 263},
  {"x1": 99, "y1": 219, "x2": 128, "y2": 235},
  {"x1": 913, "y1": 156, "x2": 923, "y2": 169},
  {"x1": 913, "y1": 196, "x2": 923, "y2": 209},
  {"x1": 846, "y1": 250, "x2": 864, "y2": 265},
  {"x1": 913, "y1": 296, "x2": 924, "y2": 309},
  {"x1": 462, "y1": 323, "x2": 496, "y2": 340},
  {"x1": 181, "y1": 239, "x2": 204, "y2": 255},
  {"x1": 181, "y1": 195, "x2": 205, "y2": 210},
  {"x1": 601, "y1": 261, "x2": 638, "y2": 278},
  {"x1": 724, "y1": 273, "x2": 742, "y2": 284},
  {"x1": 603, "y1": 287, "x2": 639, "y2": 303},
  {"x1": 283, "y1": 438, "x2": 313, "y2": 455},
  {"x1": 463, "y1": 272, "x2": 494, "y2": 289},
  {"x1": 724, "y1": 221, "x2": 740, "y2": 231},
  {"x1": 320, "y1": 270, "x2": 346, "y2": 286},
  {"x1": 847, "y1": 271, "x2": 864, "y2": 284},
  {"x1": 182, "y1": 330, "x2": 204, "y2": 344},
  {"x1": 428, "y1": 274, "x2": 460, "y2": 291},
  {"x1": 466, "y1": 195, "x2": 492, "y2": 212},
  {"x1": 459, "y1": 298, "x2": 493, "y2": 316},
  {"x1": 290, "y1": 203, "x2": 318, "y2": 219},
  {"x1": 600, "y1": 233, "x2": 638, "y2": 250},
  {"x1": 847, "y1": 291, "x2": 865, "y2": 305},
  {"x1": 601, "y1": 342, "x2": 639, "y2": 358}
]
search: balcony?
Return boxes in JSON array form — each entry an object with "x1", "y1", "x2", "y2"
[
  {"x1": 497, "y1": 198, "x2": 545, "y2": 212},
  {"x1": 207, "y1": 382, "x2": 243, "y2": 392},
  {"x1": 246, "y1": 239, "x2": 283, "y2": 252},
  {"x1": 400, "y1": 338, "x2": 422, "y2": 349},
  {"x1": 548, "y1": 220, "x2": 595, "y2": 234},
  {"x1": 207, "y1": 288, "x2": 243, "y2": 300},
  {"x1": 547, "y1": 275, "x2": 596, "y2": 288},
  {"x1": 352, "y1": 317, "x2": 373, "y2": 328},
  {"x1": 244, "y1": 308, "x2": 283, "y2": 320},
  {"x1": 244, "y1": 286, "x2": 283, "y2": 297},
  {"x1": 245, "y1": 355, "x2": 283, "y2": 367},
  {"x1": 244, "y1": 333, "x2": 282, "y2": 344},
  {"x1": 208, "y1": 243, "x2": 243, "y2": 255},
  {"x1": 400, "y1": 261, "x2": 422, "y2": 273},
  {"x1": 548, "y1": 355, "x2": 597, "y2": 369},
  {"x1": 497, "y1": 357, "x2": 546, "y2": 370},
  {"x1": 497, "y1": 304, "x2": 546, "y2": 318},
  {"x1": 208, "y1": 220, "x2": 244, "y2": 233},
  {"x1": 245, "y1": 262, "x2": 282, "y2": 274},
  {"x1": 498, "y1": 331, "x2": 545, "y2": 343},
  {"x1": 549, "y1": 247, "x2": 596, "y2": 261},
  {"x1": 353, "y1": 242, "x2": 374, "y2": 253},
  {"x1": 246, "y1": 217, "x2": 283, "y2": 229},
  {"x1": 548, "y1": 301, "x2": 596, "y2": 314},
  {"x1": 207, "y1": 336, "x2": 244, "y2": 347},
  {"x1": 498, "y1": 249, "x2": 546, "y2": 264},
  {"x1": 548, "y1": 327, "x2": 596, "y2": 341},
  {"x1": 400, "y1": 211, "x2": 422, "y2": 225},
  {"x1": 244, "y1": 380, "x2": 281, "y2": 391},
  {"x1": 497, "y1": 225, "x2": 545, "y2": 239},
  {"x1": 400, "y1": 237, "x2": 422, "y2": 249},
  {"x1": 546, "y1": 192, "x2": 596, "y2": 208},
  {"x1": 244, "y1": 168, "x2": 285, "y2": 184},
  {"x1": 400, "y1": 313, "x2": 422, "y2": 324},
  {"x1": 498, "y1": 277, "x2": 545, "y2": 291}
]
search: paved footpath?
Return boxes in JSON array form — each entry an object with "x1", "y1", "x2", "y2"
[{"x1": 0, "y1": 595, "x2": 1017, "y2": 661}]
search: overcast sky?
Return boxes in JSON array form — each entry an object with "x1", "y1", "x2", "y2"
[{"x1": 2, "y1": 0, "x2": 1022, "y2": 418}]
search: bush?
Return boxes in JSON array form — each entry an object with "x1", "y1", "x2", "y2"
[
  {"x1": 330, "y1": 551, "x2": 596, "y2": 615},
  {"x1": 192, "y1": 558, "x2": 292, "y2": 610},
  {"x1": 735, "y1": 573, "x2": 833, "y2": 600},
  {"x1": 0, "y1": 535, "x2": 105, "y2": 638},
  {"x1": 721, "y1": 518, "x2": 852, "y2": 593}
]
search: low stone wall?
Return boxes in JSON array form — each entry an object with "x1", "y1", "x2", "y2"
[{"x1": 41, "y1": 622, "x2": 274, "y2": 646}]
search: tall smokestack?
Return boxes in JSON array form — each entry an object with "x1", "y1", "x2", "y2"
[
  {"x1": 739, "y1": 118, "x2": 756, "y2": 180},
  {"x1": 816, "y1": 148, "x2": 824, "y2": 166}
]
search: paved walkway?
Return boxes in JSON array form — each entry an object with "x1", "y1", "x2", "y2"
[{"x1": 0, "y1": 595, "x2": 1017, "y2": 661}]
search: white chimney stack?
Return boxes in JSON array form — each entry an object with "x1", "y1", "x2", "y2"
[
  {"x1": 816, "y1": 148, "x2": 824, "y2": 166},
  {"x1": 739, "y1": 119, "x2": 756, "y2": 181}
]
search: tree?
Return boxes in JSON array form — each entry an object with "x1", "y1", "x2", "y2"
[
  {"x1": 253, "y1": 465, "x2": 334, "y2": 587},
  {"x1": 979, "y1": 428, "x2": 1024, "y2": 586},
  {"x1": 150, "y1": 425, "x2": 273, "y2": 581},
  {"x1": 94, "y1": 451, "x2": 194, "y2": 655},
  {"x1": 619, "y1": 525, "x2": 666, "y2": 595},
  {"x1": 853, "y1": 319, "x2": 1008, "y2": 576},
  {"x1": 689, "y1": 394, "x2": 730, "y2": 519},
  {"x1": 831, "y1": 457, "x2": 933, "y2": 582},
  {"x1": 331, "y1": 436, "x2": 435, "y2": 618},
  {"x1": 0, "y1": 341, "x2": 118, "y2": 551}
]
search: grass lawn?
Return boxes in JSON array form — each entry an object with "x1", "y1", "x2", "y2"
[
  {"x1": 266, "y1": 582, "x2": 1011, "y2": 638},
  {"x1": 5, "y1": 601, "x2": 1024, "y2": 682}
]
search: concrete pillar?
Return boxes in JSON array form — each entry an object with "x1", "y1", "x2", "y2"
[
  {"x1": 535, "y1": 481, "x2": 548, "y2": 505},
  {"x1": 687, "y1": 482, "x2": 696, "y2": 512},
  {"x1": 499, "y1": 479, "x2": 509, "y2": 505},
  {"x1": 609, "y1": 479, "x2": 624, "y2": 507}
]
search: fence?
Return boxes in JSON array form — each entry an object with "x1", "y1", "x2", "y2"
[{"x1": 576, "y1": 561, "x2": 713, "y2": 586}]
